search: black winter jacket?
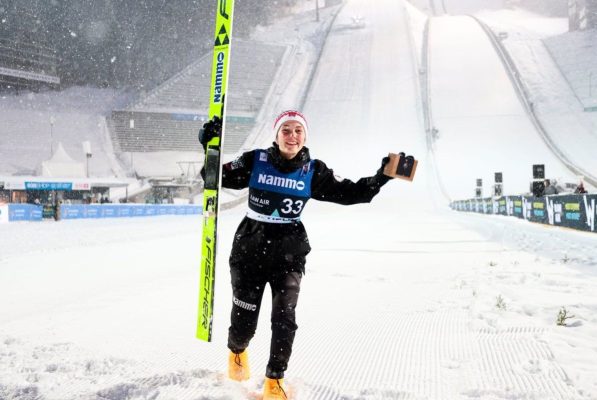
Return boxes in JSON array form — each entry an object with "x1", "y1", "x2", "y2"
[{"x1": 215, "y1": 144, "x2": 390, "y2": 272}]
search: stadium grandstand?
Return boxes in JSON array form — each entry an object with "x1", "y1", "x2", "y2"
[
  {"x1": 0, "y1": 34, "x2": 60, "y2": 93},
  {"x1": 109, "y1": 39, "x2": 289, "y2": 180}
]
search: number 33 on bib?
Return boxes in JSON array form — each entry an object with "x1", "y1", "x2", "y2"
[{"x1": 246, "y1": 150, "x2": 313, "y2": 223}]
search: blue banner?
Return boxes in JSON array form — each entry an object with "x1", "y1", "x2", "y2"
[
  {"x1": 25, "y1": 181, "x2": 73, "y2": 191},
  {"x1": 8, "y1": 204, "x2": 43, "y2": 221},
  {"x1": 60, "y1": 204, "x2": 202, "y2": 220}
]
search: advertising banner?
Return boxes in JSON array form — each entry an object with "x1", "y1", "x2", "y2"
[
  {"x1": 60, "y1": 204, "x2": 202, "y2": 220},
  {"x1": 0, "y1": 205, "x2": 8, "y2": 224},
  {"x1": 544, "y1": 194, "x2": 597, "y2": 233},
  {"x1": 522, "y1": 196, "x2": 548, "y2": 224},
  {"x1": 25, "y1": 181, "x2": 73, "y2": 191},
  {"x1": 506, "y1": 196, "x2": 524, "y2": 218},
  {"x1": 8, "y1": 204, "x2": 43, "y2": 221},
  {"x1": 495, "y1": 197, "x2": 508, "y2": 216},
  {"x1": 583, "y1": 194, "x2": 597, "y2": 232},
  {"x1": 451, "y1": 194, "x2": 597, "y2": 234}
]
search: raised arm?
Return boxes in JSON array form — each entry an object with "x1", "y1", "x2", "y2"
[{"x1": 311, "y1": 158, "x2": 391, "y2": 205}]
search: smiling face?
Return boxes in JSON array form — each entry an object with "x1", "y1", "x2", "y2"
[{"x1": 276, "y1": 120, "x2": 306, "y2": 160}]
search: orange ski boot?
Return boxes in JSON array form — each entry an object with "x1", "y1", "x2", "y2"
[
  {"x1": 263, "y1": 377, "x2": 289, "y2": 400},
  {"x1": 228, "y1": 350, "x2": 250, "y2": 381}
]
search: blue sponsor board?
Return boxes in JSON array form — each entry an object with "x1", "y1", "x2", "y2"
[
  {"x1": 483, "y1": 198, "x2": 492, "y2": 214},
  {"x1": 25, "y1": 181, "x2": 73, "y2": 191},
  {"x1": 8, "y1": 204, "x2": 43, "y2": 221},
  {"x1": 509, "y1": 196, "x2": 524, "y2": 217},
  {"x1": 451, "y1": 194, "x2": 597, "y2": 234},
  {"x1": 545, "y1": 195, "x2": 595, "y2": 232},
  {"x1": 497, "y1": 198, "x2": 507, "y2": 215},
  {"x1": 133, "y1": 206, "x2": 146, "y2": 217},
  {"x1": 60, "y1": 204, "x2": 202, "y2": 220},
  {"x1": 525, "y1": 197, "x2": 547, "y2": 223}
]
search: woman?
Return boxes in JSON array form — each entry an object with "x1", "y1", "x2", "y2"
[{"x1": 200, "y1": 110, "x2": 393, "y2": 399}]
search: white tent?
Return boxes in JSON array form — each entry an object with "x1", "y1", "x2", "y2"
[{"x1": 36, "y1": 142, "x2": 86, "y2": 178}]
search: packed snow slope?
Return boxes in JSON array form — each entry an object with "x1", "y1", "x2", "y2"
[
  {"x1": 2, "y1": 1, "x2": 597, "y2": 400},
  {"x1": 428, "y1": 15, "x2": 579, "y2": 200},
  {"x1": 304, "y1": 0, "x2": 430, "y2": 206}
]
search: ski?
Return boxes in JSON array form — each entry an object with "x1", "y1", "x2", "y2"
[{"x1": 197, "y1": 0, "x2": 235, "y2": 342}]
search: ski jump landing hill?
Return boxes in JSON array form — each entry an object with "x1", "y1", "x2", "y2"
[
  {"x1": 403, "y1": 1, "x2": 597, "y2": 236},
  {"x1": 405, "y1": 1, "x2": 597, "y2": 204}
]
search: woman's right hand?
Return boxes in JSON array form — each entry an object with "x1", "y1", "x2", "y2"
[{"x1": 198, "y1": 116, "x2": 222, "y2": 149}]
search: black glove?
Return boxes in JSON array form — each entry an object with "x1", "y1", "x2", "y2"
[
  {"x1": 198, "y1": 116, "x2": 222, "y2": 149},
  {"x1": 370, "y1": 156, "x2": 391, "y2": 186},
  {"x1": 377, "y1": 156, "x2": 390, "y2": 175}
]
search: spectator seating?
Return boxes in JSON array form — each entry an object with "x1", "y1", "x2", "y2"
[
  {"x1": 110, "y1": 111, "x2": 254, "y2": 153},
  {"x1": 111, "y1": 39, "x2": 288, "y2": 155}
]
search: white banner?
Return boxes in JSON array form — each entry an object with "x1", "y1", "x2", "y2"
[
  {"x1": 4, "y1": 181, "x2": 25, "y2": 190},
  {"x1": 0, "y1": 205, "x2": 8, "y2": 224}
]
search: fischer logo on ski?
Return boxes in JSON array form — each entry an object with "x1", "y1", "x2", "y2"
[
  {"x1": 219, "y1": 0, "x2": 229, "y2": 19},
  {"x1": 201, "y1": 242, "x2": 213, "y2": 330}
]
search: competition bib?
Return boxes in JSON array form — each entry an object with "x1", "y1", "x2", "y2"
[{"x1": 247, "y1": 150, "x2": 314, "y2": 223}]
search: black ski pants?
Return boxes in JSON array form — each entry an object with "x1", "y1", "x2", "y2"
[{"x1": 227, "y1": 254, "x2": 304, "y2": 379}]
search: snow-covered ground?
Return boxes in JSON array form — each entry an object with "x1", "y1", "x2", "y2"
[
  {"x1": 2, "y1": 199, "x2": 597, "y2": 399},
  {"x1": 2, "y1": 0, "x2": 597, "y2": 399}
]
